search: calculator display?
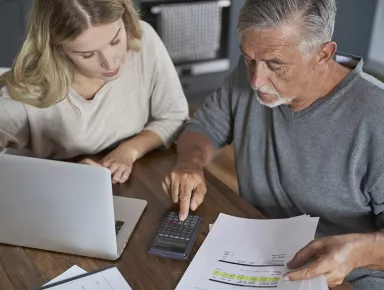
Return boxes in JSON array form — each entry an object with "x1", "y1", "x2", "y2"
[{"x1": 156, "y1": 238, "x2": 186, "y2": 248}]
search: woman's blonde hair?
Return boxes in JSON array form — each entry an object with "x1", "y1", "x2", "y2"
[{"x1": 0, "y1": 0, "x2": 142, "y2": 108}]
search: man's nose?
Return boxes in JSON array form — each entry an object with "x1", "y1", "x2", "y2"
[{"x1": 250, "y1": 64, "x2": 267, "y2": 89}]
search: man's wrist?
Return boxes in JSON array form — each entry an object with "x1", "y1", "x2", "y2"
[
  {"x1": 175, "y1": 156, "x2": 205, "y2": 171},
  {"x1": 355, "y1": 232, "x2": 384, "y2": 269}
]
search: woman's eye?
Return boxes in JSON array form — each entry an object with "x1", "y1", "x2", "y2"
[
  {"x1": 82, "y1": 53, "x2": 95, "y2": 59},
  {"x1": 111, "y1": 39, "x2": 120, "y2": 46}
]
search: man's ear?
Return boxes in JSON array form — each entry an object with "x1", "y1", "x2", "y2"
[{"x1": 316, "y1": 41, "x2": 337, "y2": 67}]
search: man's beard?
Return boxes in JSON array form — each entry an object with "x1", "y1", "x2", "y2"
[{"x1": 253, "y1": 85, "x2": 294, "y2": 108}]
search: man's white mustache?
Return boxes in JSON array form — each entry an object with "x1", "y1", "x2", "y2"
[{"x1": 253, "y1": 86, "x2": 280, "y2": 96}]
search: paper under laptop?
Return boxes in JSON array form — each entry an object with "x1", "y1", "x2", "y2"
[
  {"x1": 43, "y1": 265, "x2": 87, "y2": 286},
  {"x1": 176, "y1": 214, "x2": 327, "y2": 290},
  {"x1": 38, "y1": 266, "x2": 132, "y2": 290}
]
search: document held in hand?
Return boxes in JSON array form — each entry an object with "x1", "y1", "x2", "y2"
[{"x1": 175, "y1": 213, "x2": 328, "y2": 290}]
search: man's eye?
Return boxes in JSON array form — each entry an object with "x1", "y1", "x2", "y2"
[
  {"x1": 243, "y1": 55, "x2": 252, "y2": 63},
  {"x1": 267, "y1": 62, "x2": 282, "y2": 71}
]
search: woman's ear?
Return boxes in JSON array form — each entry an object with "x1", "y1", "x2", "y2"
[{"x1": 57, "y1": 45, "x2": 67, "y2": 58}]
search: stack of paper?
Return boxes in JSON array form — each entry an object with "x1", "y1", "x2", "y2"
[{"x1": 176, "y1": 214, "x2": 328, "y2": 290}]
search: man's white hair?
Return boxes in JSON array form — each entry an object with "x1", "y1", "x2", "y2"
[{"x1": 237, "y1": 0, "x2": 337, "y2": 54}]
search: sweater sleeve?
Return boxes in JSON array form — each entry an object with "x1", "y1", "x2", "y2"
[
  {"x1": 369, "y1": 173, "x2": 384, "y2": 229},
  {"x1": 142, "y1": 22, "x2": 189, "y2": 148},
  {"x1": 182, "y1": 60, "x2": 240, "y2": 149},
  {"x1": 0, "y1": 87, "x2": 30, "y2": 150}
]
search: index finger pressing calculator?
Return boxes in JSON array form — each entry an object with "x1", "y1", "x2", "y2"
[{"x1": 148, "y1": 212, "x2": 202, "y2": 260}]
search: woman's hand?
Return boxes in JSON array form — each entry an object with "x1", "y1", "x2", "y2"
[
  {"x1": 99, "y1": 143, "x2": 139, "y2": 184},
  {"x1": 79, "y1": 143, "x2": 138, "y2": 184},
  {"x1": 79, "y1": 130, "x2": 164, "y2": 184}
]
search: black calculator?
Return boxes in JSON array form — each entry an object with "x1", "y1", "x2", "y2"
[{"x1": 148, "y1": 212, "x2": 202, "y2": 260}]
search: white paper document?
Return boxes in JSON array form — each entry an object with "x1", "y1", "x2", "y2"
[
  {"x1": 176, "y1": 214, "x2": 327, "y2": 290},
  {"x1": 41, "y1": 266, "x2": 132, "y2": 290},
  {"x1": 44, "y1": 265, "x2": 87, "y2": 286}
]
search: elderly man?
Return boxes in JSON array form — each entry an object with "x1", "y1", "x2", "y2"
[{"x1": 162, "y1": 0, "x2": 384, "y2": 289}]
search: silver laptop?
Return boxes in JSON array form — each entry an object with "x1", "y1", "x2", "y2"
[{"x1": 0, "y1": 153, "x2": 147, "y2": 260}]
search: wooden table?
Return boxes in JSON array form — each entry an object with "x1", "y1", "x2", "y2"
[{"x1": 0, "y1": 149, "x2": 264, "y2": 290}]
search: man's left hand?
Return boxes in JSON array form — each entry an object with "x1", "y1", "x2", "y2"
[
  {"x1": 100, "y1": 143, "x2": 139, "y2": 184},
  {"x1": 284, "y1": 234, "x2": 370, "y2": 287}
]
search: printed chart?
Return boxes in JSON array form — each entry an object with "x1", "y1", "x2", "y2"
[{"x1": 208, "y1": 251, "x2": 285, "y2": 288}]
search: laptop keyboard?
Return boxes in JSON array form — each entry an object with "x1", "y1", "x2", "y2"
[{"x1": 115, "y1": 220, "x2": 125, "y2": 235}]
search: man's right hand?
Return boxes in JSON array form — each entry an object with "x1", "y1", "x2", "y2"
[{"x1": 162, "y1": 164, "x2": 207, "y2": 221}]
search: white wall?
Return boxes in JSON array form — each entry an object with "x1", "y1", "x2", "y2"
[
  {"x1": 369, "y1": 0, "x2": 384, "y2": 65},
  {"x1": 0, "y1": 68, "x2": 9, "y2": 75}
]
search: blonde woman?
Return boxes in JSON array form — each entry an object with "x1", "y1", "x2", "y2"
[{"x1": 0, "y1": 0, "x2": 189, "y2": 184}]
